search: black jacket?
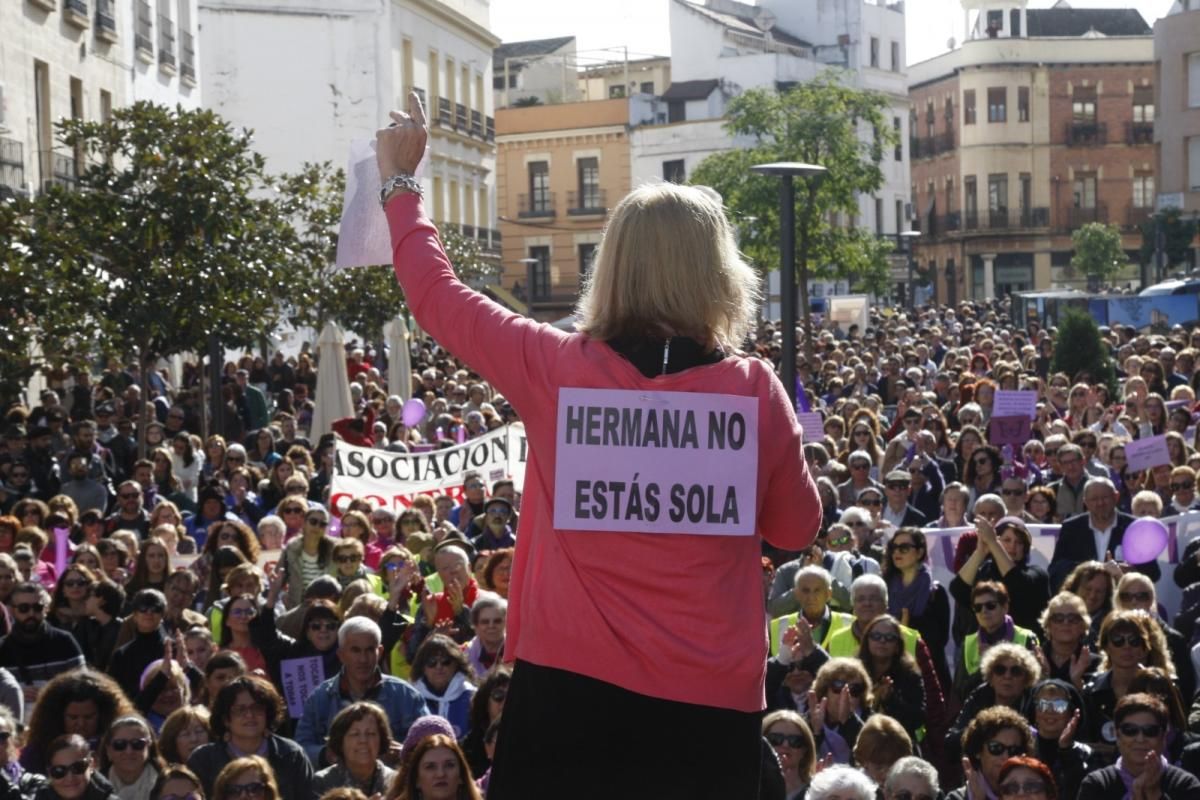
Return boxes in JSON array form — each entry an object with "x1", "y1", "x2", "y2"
[
  {"x1": 1077, "y1": 763, "x2": 1200, "y2": 800},
  {"x1": 186, "y1": 735, "x2": 314, "y2": 800},
  {"x1": 1050, "y1": 512, "x2": 1160, "y2": 590},
  {"x1": 108, "y1": 626, "x2": 167, "y2": 700},
  {"x1": 1024, "y1": 680, "x2": 1098, "y2": 799}
]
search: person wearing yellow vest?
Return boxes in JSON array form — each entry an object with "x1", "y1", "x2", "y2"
[
  {"x1": 769, "y1": 565, "x2": 853, "y2": 657},
  {"x1": 953, "y1": 580, "x2": 1038, "y2": 703}
]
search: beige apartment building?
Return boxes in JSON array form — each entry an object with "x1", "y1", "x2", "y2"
[
  {"x1": 909, "y1": 1, "x2": 1156, "y2": 302},
  {"x1": 1154, "y1": 0, "x2": 1200, "y2": 218},
  {"x1": 495, "y1": 97, "x2": 631, "y2": 322}
]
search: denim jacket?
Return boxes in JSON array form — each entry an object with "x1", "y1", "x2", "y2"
[{"x1": 295, "y1": 669, "x2": 430, "y2": 765}]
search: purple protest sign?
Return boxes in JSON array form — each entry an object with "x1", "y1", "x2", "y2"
[
  {"x1": 279, "y1": 656, "x2": 325, "y2": 718},
  {"x1": 989, "y1": 416, "x2": 1032, "y2": 448},
  {"x1": 53, "y1": 528, "x2": 70, "y2": 575},
  {"x1": 795, "y1": 378, "x2": 811, "y2": 413},
  {"x1": 553, "y1": 388, "x2": 759, "y2": 535}
]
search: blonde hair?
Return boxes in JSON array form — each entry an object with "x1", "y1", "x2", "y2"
[{"x1": 574, "y1": 183, "x2": 760, "y2": 351}]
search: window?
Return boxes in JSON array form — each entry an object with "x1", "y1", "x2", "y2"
[
  {"x1": 445, "y1": 57, "x2": 455, "y2": 106},
  {"x1": 1132, "y1": 86, "x2": 1154, "y2": 122},
  {"x1": 1073, "y1": 173, "x2": 1097, "y2": 208},
  {"x1": 896, "y1": 199, "x2": 905, "y2": 233},
  {"x1": 964, "y1": 176, "x2": 978, "y2": 226},
  {"x1": 639, "y1": 81, "x2": 654, "y2": 94},
  {"x1": 988, "y1": 173, "x2": 1008, "y2": 226},
  {"x1": 1072, "y1": 88, "x2": 1097, "y2": 122},
  {"x1": 1010, "y1": 9, "x2": 1022, "y2": 37},
  {"x1": 429, "y1": 49, "x2": 439, "y2": 99},
  {"x1": 667, "y1": 100, "x2": 685, "y2": 124},
  {"x1": 1190, "y1": 136, "x2": 1200, "y2": 190},
  {"x1": 663, "y1": 159, "x2": 685, "y2": 184},
  {"x1": 894, "y1": 117, "x2": 902, "y2": 161},
  {"x1": 1189, "y1": 53, "x2": 1200, "y2": 108},
  {"x1": 986, "y1": 10, "x2": 1003, "y2": 36},
  {"x1": 890, "y1": 41, "x2": 900, "y2": 72},
  {"x1": 1018, "y1": 87, "x2": 1029, "y2": 122},
  {"x1": 1019, "y1": 173, "x2": 1031, "y2": 216},
  {"x1": 925, "y1": 100, "x2": 935, "y2": 137},
  {"x1": 964, "y1": 89, "x2": 976, "y2": 125},
  {"x1": 528, "y1": 161, "x2": 550, "y2": 213},
  {"x1": 99, "y1": 89, "x2": 112, "y2": 123},
  {"x1": 608, "y1": 85, "x2": 626, "y2": 99},
  {"x1": 944, "y1": 176, "x2": 954, "y2": 213},
  {"x1": 578, "y1": 243, "x2": 597, "y2": 277},
  {"x1": 1133, "y1": 174, "x2": 1155, "y2": 208},
  {"x1": 874, "y1": 197, "x2": 884, "y2": 235},
  {"x1": 870, "y1": 37, "x2": 880, "y2": 68},
  {"x1": 945, "y1": 97, "x2": 955, "y2": 128},
  {"x1": 987, "y1": 87, "x2": 1006, "y2": 123},
  {"x1": 528, "y1": 246, "x2": 551, "y2": 301},
  {"x1": 576, "y1": 157, "x2": 600, "y2": 208}
]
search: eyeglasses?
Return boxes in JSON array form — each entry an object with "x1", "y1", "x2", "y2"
[
  {"x1": 828, "y1": 534, "x2": 852, "y2": 547},
  {"x1": 427, "y1": 657, "x2": 455, "y2": 669},
  {"x1": 1048, "y1": 613, "x2": 1083, "y2": 625},
  {"x1": 828, "y1": 679, "x2": 866, "y2": 697},
  {"x1": 465, "y1": 482, "x2": 484, "y2": 490},
  {"x1": 225, "y1": 782, "x2": 266, "y2": 799},
  {"x1": 984, "y1": 741, "x2": 1025, "y2": 757},
  {"x1": 868, "y1": 631, "x2": 900, "y2": 644},
  {"x1": 973, "y1": 600, "x2": 1001, "y2": 613},
  {"x1": 13, "y1": 603, "x2": 45, "y2": 614},
  {"x1": 490, "y1": 688, "x2": 508, "y2": 703},
  {"x1": 109, "y1": 737, "x2": 148, "y2": 752},
  {"x1": 305, "y1": 517, "x2": 328, "y2": 527},
  {"x1": 133, "y1": 605, "x2": 165, "y2": 615},
  {"x1": 765, "y1": 732, "x2": 807, "y2": 749},
  {"x1": 62, "y1": 579, "x2": 89, "y2": 589},
  {"x1": 990, "y1": 663, "x2": 1026, "y2": 678},
  {"x1": 1118, "y1": 722, "x2": 1163, "y2": 739},
  {"x1": 231, "y1": 704, "x2": 266, "y2": 718},
  {"x1": 281, "y1": 508, "x2": 304, "y2": 515},
  {"x1": 1001, "y1": 489, "x2": 1025, "y2": 497},
  {"x1": 1036, "y1": 698, "x2": 1070, "y2": 714},
  {"x1": 49, "y1": 760, "x2": 89, "y2": 779},
  {"x1": 487, "y1": 508, "x2": 510, "y2": 517},
  {"x1": 890, "y1": 543, "x2": 917, "y2": 554},
  {"x1": 1171, "y1": 483, "x2": 1194, "y2": 492},
  {"x1": 334, "y1": 555, "x2": 362, "y2": 565},
  {"x1": 229, "y1": 607, "x2": 256, "y2": 618},
  {"x1": 999, "y1": 781, "x2": 1047, "y2": 797},
  {"x1": 1108, "y1": 632, "x2": 1146, "y2": 649},
  {"x1": 308, "y1": 621, "x2": 338, "y2": 632},
  {"x1": 1118, "y1": 591, "x2": 1152, "y2": 604}
]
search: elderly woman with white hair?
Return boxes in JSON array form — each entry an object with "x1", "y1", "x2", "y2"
[
  {"x1": 463, "y1": 591, "x2": 507, "y2": 676},
  {"x1": 805, "y1": 764, "x2": 877, "y2": 800},
  {"x1": 376, "y1": 93, "x2": 819, "y2": 797},
  {"x1": 884, "y1": 756, "x2": 939, "y2": 800}
]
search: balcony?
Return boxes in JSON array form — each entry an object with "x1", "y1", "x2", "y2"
[
  {"x1": 95, "y1": 0, "x2": 117, "y2": 41},
  {"x1": 912, "y1": 130, "x2": 955, "y2": 159},
  {"x1": 470, "y1": 110, "x2": 483, "y2": 138},
  {"x1": 1126, "y1": 206, "x2": 1154, "y2": 228},
  {"x1": 454, "y1": 103, "x2": 468, "y2": 132},
  {"x1": 412, "y1": 87, "x2": 426, "y2": 108},
  {"x1": 134, "y1": 0, "x2": 153, "y2": 59},
  {"x1": 1066, "y1": 205, "x2": 1108, "y2": 228},
  {"x1": 480, "y1": 228, "x2": 501, "y2": 254},
  {"x1": 568, "y1": 189, "x2": 607, "y2": 216},
  {"x1": 958, "y1": 207, "x2": 1050, "y2": 232},
  {"x1": 1126, "y1": 121, "x2": 1153, "y2": 146},
  {"x1": 485, "y1": 116, "x2": 495, "y2": 143},
  {"x1": 1065, "y1": 120, "x2": 1106, "y2": 146},
  {"x1": 964, "y1": 210, "x2": 979, "y2": 230},
  {"x1": 0, "y1": 139, "x2": 25, "y2": 196},
  {"x1": 158, "y1": 14, "x2": 175, "y2": 72},
  {"x1": 64, "y1": 0, "x2": 89, "y2": 28},
  {"x1": 44, "y1": 151, "x2": 77, "y2": 190},
  {"x1": 436, "y1": 97, "x2": 452, "y2": 127},
  {"x1": 180, "y1": 30, "x2": 195, "y2": 84},
  {"x1": 518, "y1": 192, "x2": 555, "y2": 219}
]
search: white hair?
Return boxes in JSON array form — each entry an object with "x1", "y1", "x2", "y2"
[
  {"x1": 795, "y1": 565, "x2": 833, "y2": 590},
  {"x1": 851, "y1": 573, "x2": 888, "y2": 605},
  {"x1": 469, "y1": 590, "x2": 508, "y2": 626},
  {"x1": 806, "y1": 764, "x2": 876, "y2": 800},
  {"x1": 885, "y1": 757, "x2": 939, "y2": 795},
  {"x1": 337, "y1": 615, "x2": 382, "y2": 648},
  {"x1": 434, "y1": 544, "x2": 470, "y2": 569}
]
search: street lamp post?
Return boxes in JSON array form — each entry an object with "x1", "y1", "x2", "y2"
[
  {"x1": 750, "y1": 162, "x2": 828, "y2": 408},
  {"x1": 900, "y1": 230, "x2": 921, "y2": 311}
]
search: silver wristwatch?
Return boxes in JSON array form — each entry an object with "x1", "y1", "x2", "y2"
[{"x1": 379, "y1": 173, "x2": 423, "y2": 207}]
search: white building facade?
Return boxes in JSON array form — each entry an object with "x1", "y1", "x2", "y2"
[
  {"x1": 1, "y1": 0, "x2": 200, "y2": 196},
  {"x1": 200, "y1": 0, "x2": 499, "y2": 246}
]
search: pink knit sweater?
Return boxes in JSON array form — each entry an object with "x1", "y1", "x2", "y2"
[{"x1": 386, "y1": 194, "x2": 820, "y2": 711}]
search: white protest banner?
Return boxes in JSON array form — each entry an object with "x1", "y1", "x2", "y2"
[
  {"x1": 330, "y1": 424, "x2": 527, "y2": 512},
  {"x1": 553, "y1": 388, "x2": 759, "y2": 535},
  {"x1": 279, "y1": 656, "x2": 325, "y2": 718},
  {"x1": 1125, "y1": 434, "x2": 1171, "y2": 472},
  {"x1": 796, "y1": 411, "x2": 824, "y2": 443},
  {"x1": 993, "y1": 390, "x2": 1038, "y2": 419}
]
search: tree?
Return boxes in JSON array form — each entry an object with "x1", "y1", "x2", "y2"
[
  {"x1": 690, "y1": 73, "x2": 897, "y2": 363},
  {"x1": 278, "y1": 161, "x2": 499, "y2": 344},
  {"x1": 1070, "y1": 222, "x2": 1127, "y2": 286},
  {"x1": 1051, "y1": 306, "x2": 1118, "y2": 398},
  {"x1": 1138, "y1": 208, "x2": 1198, "y2": 273}
]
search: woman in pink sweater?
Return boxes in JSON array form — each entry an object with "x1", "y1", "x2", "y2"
[{"x1": 377, "y1": 93, "x2": 821, "y2": 798}]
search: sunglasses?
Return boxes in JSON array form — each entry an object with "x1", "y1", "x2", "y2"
[
  {"x1": 1108, "y1": 632, "x2": 1146, "y2": 649},
  {"x1": 1048, "y1": 613, "x2": 1083, "y2": 625},
  {"x1": 868, "y1": 631, "x2": 900, "y2": 644},
  {"x1": 306, "y1": 518, "x2": 328, "y2": 527},
  {"x1": 1118, "y1": 722, "x2": 1163, "y2": 739},
  {"x1": 991, "y1": 663, "x2": 1026, "y2": 678},
  {"x1": 828, "y1": 534, "x2": 852, "y2": 547},
  {"x1": 850, "y1": 463, "x2": 870, "y2": 471},
  {"x1": 110, "y1": 737, "x2": 148, "y2": 752},
  {"x1": 1001, "y1": 489, "x2": 1025, "y2": 497},
  {"x1": 829, "y1": 679, "x2": 866, "y2": 697},
  {"x1": 427, "y1": 657, "x2": 455, "y2": 669},
  {"x1": 1035, "y1": 698, "x2": 1070, "y2": 714},
  {"x1": 765, "y1": 732, "x2": 807, "y2": 749},
  {"x1": 118, "y1": 492, "x2": 140, "y2": 500},
  {"x1": 225, "y1": 783, "x2": 266, "y2": 799},
  {"x1": 308, "y1": 621, "x2": 338, "y2": 632},
  {"x1": 229, "y1": 606, "x2": 256, "y2": 618},
  {"x1": 49, "y1": 760, "x2": 89, "y2": 779},
  {"x1": 335, "y1": 555, "x2": 362, "y2": 564},
  {"x1": 973, "y1": 457, "x2": 991, "y2": 466},
  {"x1": 13, "y1": 603, "x2": 45, "y2": 614},
  {"x1": 999, "y1": 781, "x2": 1047, "y2": 797},
  {"x1": 1171, "y1": 483, "x2": 1194, "y2": 492},
  {"x1": 890, "y1": 542, "x2": 917, "y2": 554},
  {"x1": 973, "y1": 600, "x2": 1001, "y2": 613},
  {"x1": 62, "y1": 579, "x2": 89, "y2": 589},
  {"x1": 1118, "y1": 591, "x2": 1152, "y2": 604},
  {"x1": 134, "y1": 605, "x2": 165, "y2": 615},
  {"x1": 886, "y1": 482, "x2": 910, "y2": 491},
  {"x1": 281, "y1": 508, "x2": 304, "y2": 515},
  {"x1": 984, "y1": 741, "x2": 1024, "y2": 757},
  {"x1": 859, "y1": 498, "x2": 882, "y2": 507}
]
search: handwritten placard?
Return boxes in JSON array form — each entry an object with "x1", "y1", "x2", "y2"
[
  {"x1": 1125, "y1": 434, "x2": 1171, "y2": 472},
  {"x1": 994, "y1": 390, "x2": 1038, "y2": 419},
  {"x1": 280, "y1": 656, "x2": 325, "y2": 719},
  {"x1": 796, "y1": 412, "x2": 824, "y2": 444},
  {"x1": 990, "y1": 416, "x2": 1032, "y2": 448}
]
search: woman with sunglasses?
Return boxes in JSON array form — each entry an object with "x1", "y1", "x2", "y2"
[
  {"x1": 761, "y1": 710, "x2": 816, "y2": 800},
  {"x1": 250, "y1": 583, "x2": 341, "y2": 692},
  {"x1": 1111, "y1": 574, "x2": 1196, "y2": 705},
  {"x1": 805, "y1": 658, "x2": 872, "y2": 765},
  {"x1": 883, "y1": 528, "x2": 949, "y2": 686},
  {"x1": 948, "y1": 707, "x2": 1034, "y2": 800},
  {"x1": 39, "y1": 733, "x2": 119, "y2": 800},
  {"x1": 1083, "y1": 610, "x2": 1175, "y2": 753},
  {"x1": 947, "y1": 644, "x2": 1041, "y2": 765},
  {"x1": 280, "y1": 508, "x2": 334, "y2": 609},
  {"x1": 1022, "y1": 680, "x2": 1094, "y2": 800},
  {"x1": 329, "y1": 539, "x2": 380, "y2": 594},
  {"x1": 410, "y1": 634, "x2": 477, "y2": 738},
  {"x1": 97, "y1": 716, "x2": 164, "y2": 800},
  {"x1": 210, "y1": 756, "x2": 280, "y2": 800},
  {"x1": 1127, "y1": 667, "x2": 1192, "y2": 765},
  {"x1": 1035, "y1": 592, "x2": 1100, "y2": 690},
  {"x1": 1078, "y1": 694, "x2": 1200, "y2": 800},
  {"x1": 460, "y1": 666, "x2": 511, "y2": 779},
  {"x1": 855, "y1": 615, "x2": 926, "y2": 735},
  {"x1": 48, "y1": 563, "x2": 98, "y2": 633}
]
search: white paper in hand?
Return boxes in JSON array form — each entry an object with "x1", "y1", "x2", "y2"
[{"x1": 334, "y1": 139, "x2": 429, "y2": 270}]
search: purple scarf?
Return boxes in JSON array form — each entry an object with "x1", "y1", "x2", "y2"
[
  {"x1": 1117, "y1": 755, "x2": 1169, "y2": 800},
  {"x1": 979, "y1": 615, "x2": 1015, "y2": 648},
  {"x1": 888, "y1": 567, "x2": 933, "y2": 619}
]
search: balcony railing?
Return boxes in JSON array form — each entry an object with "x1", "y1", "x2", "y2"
[
  {"x1": 180, "y1": 30, "x2": 195, "y2": 82},
  {"x1": 44, "y1": 151, "x2": 77, "y2": 190},
  {"x1": 0, "y1": 139, "x2": 25, "y2": 194},
  {"x1": 958, "y1": 207, "x2": 1050, "y2": 232},
  {"x1": 1066, "y1": 205, "x2": 1108, "y2": 228},
  {"x1": 1066, "y1": 120, "x2": 1106, "y2": 146},
  {"x1": 454, "y1": 103, "x2": 468, "y2": 131},
  {"x1": 134, "y1": 0, "x2": 152, "y2": 56},
  {"x1": 964, "y1": 210, "x2": 979, "y2": 230},
  {"x1": 436, "y1": 97, "x2": 452, "y2": 127},
  {"x1": 480, "y1": 228, "x2": 501, "y2": 253},
  {"x1": 95, "y1": 0, "x2": 116, "y2": 39},
  {"x1": 64, "y1": 0, "x2": 88, "y2": 26},
  {"x1": 1127, "y1": 206, "x2": 1154, "y2": 228},
  {"x1": 567, "y1": 189, "x2": 607, "y2": 215},
  {"x1": 912, "y1": 130, "x2": 955, "y2": 159},
  {"x1": 158, "y1": 14, "x2": 175, "y2": 68},
  {"x1": 470, "y1": 110, "x2": 483, "y2": 138},
  {"x1": 485, "y1": 116, "x2": 495, "y2": 142},
  {"x1": 518, "y1": 191, "x2": 555, "y2": 218},
  {"x1": 1126, "y1": 121, "x2": 1153, "y2": 145},
  {"x1": 412, "y1": 87, "x2": 426, "y2": 108}
]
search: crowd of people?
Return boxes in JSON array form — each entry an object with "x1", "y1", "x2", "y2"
[{"x1": 5, "y1": 272, "x2": 1200, "y2": 795}]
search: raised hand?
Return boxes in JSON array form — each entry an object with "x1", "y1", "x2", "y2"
[
  {"x1": 421, "y1": 588, "x2": 439, "y2": 625},
  {"x1": 1069, "y1": 649, "x2": 1090, "y2": 688},
  {"x1": 963, "y1": 757, "x2": 987, "y2": 800},
  {"x1": 1058, "y1": 709, "x2": 1081, "y2": 750},
  {"x1": 376, "y1": 91, "x2": 430, "y2": 182}
]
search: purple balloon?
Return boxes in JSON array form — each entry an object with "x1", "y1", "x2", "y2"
[
  {"x1": 401, "y1": 398, "x2": 426, "y2": 428},
  {"x1": 1122, "y1": 517, "x2": 1169, "y2": 564},
  {"x1": 53, "y1": 527, "x2": 70, "y2": 575},
  {"x1": 328, "y1": 516, "x2": 342, "y2": 538}
]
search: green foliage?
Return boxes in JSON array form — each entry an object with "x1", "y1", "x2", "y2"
[
  {"x1": 1051, "y1": 307, "x2": 1118, "y2": 397},
  {"x1": 1070, "y1": 222, "x2": 1127, "y2": 284},
  {"x1": 1138, "y1": 208, "x2": 1199, "y2": 270},
  {"x1": 689, "y1": 73, "x2": 897, "y2": 295}
]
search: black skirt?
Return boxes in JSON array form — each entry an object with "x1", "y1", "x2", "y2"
[{"x1": 486, "y1": 659, "x2": 762, "y2": 799}]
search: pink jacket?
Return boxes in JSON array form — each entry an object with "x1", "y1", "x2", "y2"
[{"x1": 386, "y1": 194, "x2": 820, "y2": 711}]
